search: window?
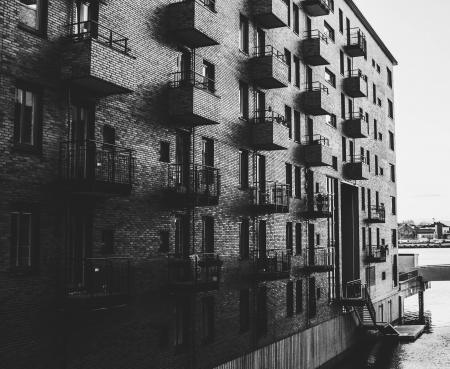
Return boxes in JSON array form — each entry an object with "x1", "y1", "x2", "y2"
[
  {"x1": 328, "y1": 0, "x2": 334, "y2": 12},
  {"x1": 326, "y1": 114, "x2": 336, "y2": 128},
  {"x1": 202, "y1": 60, "x2": 215, "y2": 92},
  {"x1": 286, "y1": 222, "x2": 293, "y2": 254},
  {"x1": 382, "y1": 272, "x2": 386, "y2": 280},
  {"x1": 286, "y1": 0, "x2": 291, "y2": 27},
  {"x1": 285, "y1": 105, "x2": 292, "y2": 139},
  {"x1": 201, "y1": 296, "x2": 215, "y2": 344},
  {"x1": 376, "y1": 64, "x2": 381, "y2": 74},
  {"x1": 378, "y1": 132, "x2": 383, "y2": 141},
  {"x1": 341, "y1": 93, "x2": 345, "y2": 119},
  {"x1": 372, "y1": 83, "x2": 377, "y2": 104},
  {"x1": 295, "y1": 223, "x2": 302, "y2": 255},
  {"x1": 239, "y1": 81, "x2": 249, "y2": 118},
  {"x1": 286, "y1": 281, "x2": 294, "y2": 317},
  {"x1": 239, "y1": 289, "x2": 250, "y2": 332},
  {"x1": 202, "y1": 216, "x2": 214, "y2": 253},
  {"x1": 391, "y1": 196, "x2": 397, "y2": 215},
  {"x1": 308, "y1": 277, "x2": 316, "y2": 318},
  {"x1": 293, "y1": 4, "x2": 299, "y2": 34},
  {"x1": 159, "y1": 230, "x2": 169, "y2": 253},
  {"x1": 373, "y1": 120, "x2": 378, "y2": 140},
  {"x1": 239, "y1": 150, "x2": 249, "y2": 189},
  {"x1": 316, "y1": 233, "x2": 320, "y2": 246},
  {"x1": 100, "y1": 229, "x2": 114, "y2": 255},
  {"x1": 340, "y1": 50, "x2": 345, "y2": 75},
  {"x1": 366, "y1": 150, "x2": 370, "y2": 171},
  {"x1": 18, "y1": 0, "x2": 46, "y2": 33},
  {"x1": 375, "y1": 155, "x2": 379, "y2": 175},
  {"x1": 294, "y1": 166, "x2": 301, "y2": 198},
  {"x1": 366, "y1": 266, "x2": 376, "y2": 287},
  {"x1": 159, "y1": 141, "x2": 170, "y2": 162},
  {"x1": 294, "y1": 110, "x2": 300, "y2": 142},
  {"x1": 325, "y1": 68, "x2": 336, "y2": 88},
  {"x1": 361, "y1": 187, "x2": 366, "y2": 211},
  {"x1": 342, "y1": 137, "x2": 347, "y2": 162},
  {"x1": 362, "y1": 227, "x2": 366, "y2": 249},
  {"x1": 388, "y1": 99, "x2": 394, "y2": 119},
  {"x1": 286, "y1": 163, "x2": 293, "y2": 196},
  {"x1": 392, "y1": 229, "x2": 397, "y2": 248},
  {"x1": 390, "y1": 164, "x2": 396, "y2": 182},
  {"x1": 10, "y1": 209, "x2": 38, "y2": 270},
  {"x1": 372, "y1": 59, "x2": 376, "y2": 68},
  {"x1": 293, "y1": 56, "x2": 300, "y2": 87},
  {"x1": 387, "y1": 67, "x2": 393, "y2": 88},
  {"x1": 285, "y1": 49, "x2": 292, "y2": 83},
  {"x1": 239, "y1": 219, "x2": 250, "y2": 259},
  {"x1": 389, "y1": 131, "x2": 395, "y2": 151},
  {"x1": 296, "y1": 280, "x2": 303, "y2": 313},
  {"x1": 324, "y1": 21, "x2": 335, "y2": 42},
  {"x1": 239, "y1": 15, "x2": 249, "y2": 53},
  {"x1": 14, "y1": 84, "x2": 42, "y2": 148},
  {"x1": 377, "y1": 98, "x2": 382, "y2": 107},
  {"x1": 380, "y1": 167, "x2": 384, "y2": 176},
  {"x1": 339, "y1": 9, "x2": 343, "y2": 34},
  {"x1": 332, "y1": 156, "x2": 338, "y2": 170}
]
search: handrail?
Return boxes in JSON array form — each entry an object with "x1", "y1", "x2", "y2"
[
  {"x1": 304, "y1": 81, "x2": 329, "y2": 94},
  {"x1": 304, "y1": 247, "x2": 335, "y2": 268},
  {"x1": 306, "y1": 193, "x2": 332, "y2": 212},
  {"x1": 346, "y1": 112, "x2": 366, "y2": 121},
  {"x1": 252, "y1": 181, "x2": 291, "y2": 207},
  {"x1": 66, "y1": 20, "x2": 131, "y2": 55},
  {"x1": 348, "y1": 154, "x2": 368, "y2": 164},
  {"x1": 369, "y1": 205, "x2": 386, "y2": 220},
  {"x1": 347, "y1": 27, "x2": 367, "y2": 51},
  {"x1": 399, "y1": 269, "x2": 419, "y2": 282},
  {"x1": 367, "y1": 245, "x2": 388, "y2": 260},
  {"x1": 169, "y1": 70, "x2": 216, "y2": 93},
  {"x1": 61, "y1": 139, "x2": 133, "y2": 154},
  {"x1": 301, "y1": 134, "x2": 330, "y2": 146},
  {"x1": 254, "y1": 249, "x2": 291, "y2": 274},
  {"x1": 347, "y1": 69, "x2": 367, "y2": 81},
  {"x1": 253, "y1": 45, "x2": 286, "y2": 63},
  {"x1": 303, "y1": 29, "x2": 329, "y2": 44},
  {"x1": 344, "y1": 279, "x2": 365, "y2": 299},
  {"x1": 253, "y1": 109, "x2": 288, "y2": 127},
  {"x1": 167, "y1": 163, "x2": 220, "y2": 198}
]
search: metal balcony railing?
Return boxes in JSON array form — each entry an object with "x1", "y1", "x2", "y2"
[
  {"x1": 306, "y1": 193, "x2": 332, "y2": 213},
  {"x1": 347, "y1": 28, "x2": 367, "y2": 53},
  {"x1": 253, "y1": 45, "x2": 286, "y2": 63},
  {"x1": 347, "y1": 69, "x2": 367, "y2": 81},
  {"x1": 252, "y1": 181, "x2": 291, "y2": 208},
  {"x1": 344, "y1": 279, "x2": 366, "y2": 299},
  {"x1": 367, "y1": 246, "x2": 388, "y2": 262},
  {"x1": 346, "y1": 112, "x2": 366, "y2": 121},
  {"x1": 60, "y1": 140, "x2": 135, "y2": 186},
  {"x1": 188, "y1": 0, "x2": 216, "y2": 12},
  {"x1": 303, "y1": 29, "x2": 329, "y2": 43},
  {"x1": 348, "y1": 154, "x2": 368, "y2": 164},
  {"x1": 304, "y1": 81, "x2": 329, "y2": 93},
  {"x1": 301, "y1": 134, "x2": 330, "y2": 146},
  {"x1": 399, "y1": 269, "x2": 419, "y2": 282},
  {"x1": 169, "y1": 70, "x2": 216, "y2": 93},
  {"x1": 304, "y1": 247, "x2": 335, "y2": 269},
  {"x1": 67, "y1": 20, "x2": 131, "y2": 55},
  {"x1": 254, "y1": 249, "x2": 291, "y2": 275},
  {"x1": 253, "y1": 109, "x2": 288, "y2": 127},
  {"x1": 167, "y1": 163, "x2": 220, "y2": 199},
  {"x1": 369, "y1": 205, "x2": 386, "y2": 222},
  {"x1": 168, "y1": 253, "x2": 221, "y2": 286},
  {"x1": 66, "y1": 257, "x2": 131, "y2": 298}
]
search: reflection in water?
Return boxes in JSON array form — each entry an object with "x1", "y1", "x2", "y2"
[{"x1": 334, "y1": 248, "x2": 450, "y2": 368}]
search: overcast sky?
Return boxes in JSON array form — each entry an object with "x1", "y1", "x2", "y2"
[{"x1": 354, "y1": 0, "x2": 450, "y2": 222}]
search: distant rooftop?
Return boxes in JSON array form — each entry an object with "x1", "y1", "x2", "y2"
[{"x1": 345, "y1": 0, "x2": 398, "y2": 66}]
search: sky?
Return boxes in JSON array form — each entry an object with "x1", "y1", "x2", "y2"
[{"x1": 354, "y1": 0, "x2": 450, "y2": 223}]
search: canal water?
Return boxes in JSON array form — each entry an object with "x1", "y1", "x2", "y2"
[{"x1": 334, "y1": 248, "x2": 450, "y2": 368}]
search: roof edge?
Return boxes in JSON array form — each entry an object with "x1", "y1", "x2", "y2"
[{"x1": 345, "y1": 0, "x2": 398, "y2": 66}]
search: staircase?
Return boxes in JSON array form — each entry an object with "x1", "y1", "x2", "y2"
[{"x1": 341, "y1": 280, "x2": 399, "y2": 336}]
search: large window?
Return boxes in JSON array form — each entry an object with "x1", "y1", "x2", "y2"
[
  {"x1": 285, "y1": 105, "x2": 292, "y2": 139},
  {"x1": 293, "y1": 110, "x2": 300, "y2": 142},
  {"x1": 388, "y1": 99, "x2": 394, "y2": 119},
  {"x1": 387, "y1": 67, "x2": 393, "y2": 88},
  {"x1": 202, "y1": 216, "x2": 214, "y2": 253},
  {"x1": 294, "y1": 166, "x2": 301, "y2": 199},
  {"x1": 293, "y1": 56, "x2": 300, "y2": 87},
  {"x1": 239, "y1": 219, "x2": 250, "y2": 259},
  {"x1": 285, "y1": 49, "x2": 292, "y2": 83},
  {"x1": 295, "y1": 223, "x2": 302, "y2": 255},
  {"x1": 325, "y1": 68, "x2": 336, "y2": 88},
  {"x1": 293, "y1": 3, "x2": 299, "y2": 34},
  {"x1": 239, "y1": 150, "x2": 249, "y2": 189},
  {"x1": 10, "y1": 209, "x2": 37, "y2": 270},
  {"x1": 286, "y1": 222, "x2": 293, "y2": 254},
  {"x1": 239, "y1": 81, "x2": 249, "y2": 119},
  {"x1": 239, "y1": 15, "x2": 249, "y2": 53},
  {"x1": 15, "y1": 85, "x2": 41, "y2": 148},
  {"x1": 18, "y1": 0, "x2": 46, "y2": 33}
]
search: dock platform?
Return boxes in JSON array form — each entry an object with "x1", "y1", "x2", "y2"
[{"x1": 393, "y1": 325, "x2": 426, "y2": 341}]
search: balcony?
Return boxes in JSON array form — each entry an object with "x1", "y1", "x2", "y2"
[
  {"x1": 300, "y1": 82, "x2": 333, "y2": 116},
  {"x1": 251, "y1": 182, "x2": 291, "y2": 213},
  {"x1": 250, "y1": 46, "x2": 289, "y2": 89},
  {"x1": 344, "y1": 155, "x2": 369, "y2": 180},
  {"x1": 301, "y1": 0, "x2": 332, "y2": 17},
  {"x1": 254, "y1": 250, "x2": 291, "y2": 281},
  {"x1": 344, "y1": 28, "x2": 367, "y2": 57},
  {"x1": 343, "y1": 112, "x2": 369, "y2": 139},
  {"x1": 301, "y1": 135, "x2": 333, "y2": 167},
  {"x1": 168, "y1": 253, "x2": 222, "y2": 292},
  {"x1": 343, "y1": 69, "x2": 368, "y2": 98},
  {"x1": 64, "y1": 257, "x2": 131, "y2": 310},
  {"x1": 366, "y1": 205, "x2": 386, "y2": 224},
  {"x1": 251, "y1": 0, "x2": 289, "y2": 29},
  {"x1": 343, "y1": 279, "x2": 366, "y2": 301},
  {"x1": 302, "y1": 247, "x2": 335, "y2": 273},
  {"x1": 301, "y1": 30, "x2": 332, "y2": 66},
  {"x1": 365, "y1": 246, "x2": 388, "y2": 263},
  {"x1": 59, "y1": 140, "x2": 135, "y2": 196},
  {"x1": 299, "y1": 193, "x2": 333, "y2": 219},
  {"x1": 167, "y1": 163, "x2": 221, "y2": 206},
  {"x1": 252, "y1": 109, "x2": 290, "y2": 150},
  {"x1": 168, "y1": 0, "x2": 220, "y2": 48},
  {"x1": 62, "y1": 20, "x2": 135, "y2": 96},
  {"x1": 168, "y1": 71, "x2": 220, "y2": 127}
]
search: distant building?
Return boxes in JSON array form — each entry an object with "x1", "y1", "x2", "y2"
[
  {"x1": 398, "y1": 223, "x2": 417, "y2": 240},
  {"x1": 399, "y1": 222, "x2": 450, "y2": 240}
]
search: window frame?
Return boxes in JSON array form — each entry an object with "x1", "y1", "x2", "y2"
[
  {"x1": 239, "y1": 15, "x2": 249, "y2": 54},
  {"x1": 17, "y1": 0, "x2": 48, "y2": 36}
]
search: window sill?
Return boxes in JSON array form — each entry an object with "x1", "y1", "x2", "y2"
[
  {"x1": 13, "y1": 143, "x2": 42, "y2": 156},
  {"x1": 18, "y1": 23, "x2": 47, "y2": 39}
]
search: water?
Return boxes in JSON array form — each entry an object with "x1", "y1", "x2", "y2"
[{"x1": 334, "y1": 248, "x2": 450, "y2": 368}]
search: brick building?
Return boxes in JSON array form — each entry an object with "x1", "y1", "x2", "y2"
[{"x1": 0, "y1": 0, "x2": 400, "y2": 368}]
